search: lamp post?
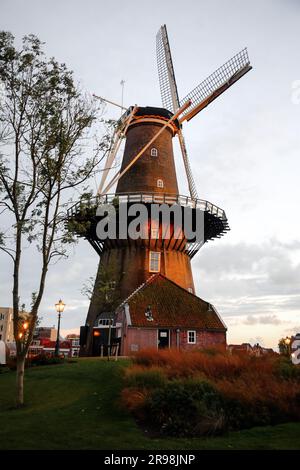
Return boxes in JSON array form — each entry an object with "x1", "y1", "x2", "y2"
[
  {"x1": 284, "y1": 336, "x2": 291, "y2": 357},
  {"x1": 55, "y1": 299, "x2": 65, "y2": 357}
]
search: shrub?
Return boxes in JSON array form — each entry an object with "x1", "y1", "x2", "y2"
[
  {"x1": 124, "y1": 366, "x2": 167, "y2": 389},
  {"x1": 28, "y1": 354, "x2": 65, "y2": 366},
  {"x1": 5, "y1": 354, "x2": 66, "y2": 370},
  {"x1": 120, "y1": 387, "x2": 151, "y2": 420},
  {"x1": 133, "y1": 348, "x2": 248, "y2": 380},
  {"x1": 275, "y1": 357, "x2": 300, "y2": 380},
  {"x1": 145, "y1": 379, "x2": 225, "y2": 436},
  {"x1": 122, "y1": 348, "x2": 300, "y2": 437}
]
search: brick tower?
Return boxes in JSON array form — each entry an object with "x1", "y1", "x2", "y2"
[{"x1": 87, "y1": 108, "x2": 198, "y2": 354}]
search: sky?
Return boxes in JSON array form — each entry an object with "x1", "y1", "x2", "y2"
[{"x1": 0, "y1": 0, "x2": 300, "y2": 348}]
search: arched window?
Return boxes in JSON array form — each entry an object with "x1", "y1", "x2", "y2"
[
  {"x1": 151, "y1": 147, "x2": 158, "y2": 157},
  {"x1": 157, "y1": 179, "x2": 164, "y2": 188}
]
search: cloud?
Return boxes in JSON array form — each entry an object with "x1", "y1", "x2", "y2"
[
  {"x1": 193, "y1": 239, "x2": 300, "y2": 324},
  {"x1": 284, "y1": 325, "x2": 300, "y2": 334},
  {"x1": 243, "y1": 315, "x2": 282, "y2": 325}
]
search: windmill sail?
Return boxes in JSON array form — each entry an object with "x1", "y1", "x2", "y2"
[
  {"x1": 179, "y1": 48, "x2": 252, "y2": 122},
  {"x1": 156, "y1": 24, "x2": 198, "y2": 199},
  {"x1": 156, "y1": 25, "x2": 180, "y2": 112},
  {"x1": 177, "y1": 130, "x2": 198, "y2": 200}
]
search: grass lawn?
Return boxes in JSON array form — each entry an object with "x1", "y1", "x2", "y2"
[{"x1": 0, "y1": 358, "x2": 299, "y2": 450}]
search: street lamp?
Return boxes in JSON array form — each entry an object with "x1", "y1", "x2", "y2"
[
  {"x1": 54, "y1": 299, "x2": 65, "y2": 357},
  {"x1": 284, "y1": 336, "x2": 291, "y2": 356}
]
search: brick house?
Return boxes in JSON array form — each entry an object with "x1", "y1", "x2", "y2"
[
  {"x1": 227, "y1": 343, "x2": 274, "y2": 356},
  {"x1": 115, "y1": 274, "x2": 226, "y2": 355}
]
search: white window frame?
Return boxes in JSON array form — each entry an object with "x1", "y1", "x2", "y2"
[
  {"x1": 149, "y1": 251, "x2": 161, "y2": 273},
  {"x1": 187, "y1": 330, "x2": 196, "y2": 344},
  {"x1": 157, "y1": 179, "x2": 164, "y2": 188},
  {"x1": 151, "y1": 147, "x2": 158, "y2": 157}
]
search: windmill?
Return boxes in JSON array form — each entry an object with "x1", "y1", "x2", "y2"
[
  {"x1": 68, "y1": 25, "x2": 252, "y2": 356},
  {"x1": 96, "y1": 24, "x2": 251, "y2": 200}
]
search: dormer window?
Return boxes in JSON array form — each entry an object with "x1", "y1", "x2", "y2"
[
  {"x1": 151, "y1": 148, "x2": 158, "y2": 157},
  {"x1": 145, "y1": 305, "x2": 154, "y2": 321},
  {"x1": 157, "y1": 179, "x2": 164, "y2": 188}
]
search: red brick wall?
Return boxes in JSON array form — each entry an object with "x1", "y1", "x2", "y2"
[
  {"x1": 121, "y1": 326, "x2": 226, "y2": 355},
  {"x1": 178, "y1": 330, "x2": 226, "y2": 351}
]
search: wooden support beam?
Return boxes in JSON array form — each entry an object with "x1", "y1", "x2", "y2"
[
  {"x1": 97, "y1": 106, "x2": 138, "y2": 195},
  {"x1": 179, "y1": 65, "x2": 252, "y2": 124}
]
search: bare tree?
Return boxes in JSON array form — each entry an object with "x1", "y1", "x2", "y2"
[{"x1": 0, "y1": 32, "x2": 109, "y2": 406}]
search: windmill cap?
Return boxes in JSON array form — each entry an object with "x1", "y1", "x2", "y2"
[{"x1": 125, "y1": 105, "x2": 180, "y2": 132}]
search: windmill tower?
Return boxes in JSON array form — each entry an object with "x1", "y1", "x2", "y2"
[{"x1": 68, "y1": 25, "x2": 252, "y2": 356}]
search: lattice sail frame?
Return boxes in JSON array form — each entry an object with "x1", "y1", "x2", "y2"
[
  {"x1": 179, "y1": 48, "x2": 251, "y2": 120},
  {"x1": 156, "y1": 25, "x2": 180, "y2": 113},
  {"x1": 156, "y1": 25, "x2": 198, "y2": 199},
  {"x1": 157, "y1": 26, "x2": 252, "y2": 200}
]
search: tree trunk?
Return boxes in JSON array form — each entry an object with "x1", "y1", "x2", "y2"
[{"x1": 16, "y1": 355, "x2": 25, "y2": 407}]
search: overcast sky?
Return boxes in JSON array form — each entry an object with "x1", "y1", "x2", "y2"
[{"x1": 1, "y1": 0, "x2": 300, "y2": 348}]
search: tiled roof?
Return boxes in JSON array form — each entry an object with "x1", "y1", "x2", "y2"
[{"x1": 121, "y1": 274, "x2": 226, "y2": 330}]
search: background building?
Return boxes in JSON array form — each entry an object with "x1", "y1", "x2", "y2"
[
  {"x1": 0, "y1": 307, "x2": 14, "y2": 343},
  {"x1": 0, "y1": 307, "x2": 31, "y2": 343},
  {"x1": 29, "y1": 333, "x2": 80, "y2": 358},
  {"x1": 34, "y1": 326, "x2": 57, "y2": 342}
]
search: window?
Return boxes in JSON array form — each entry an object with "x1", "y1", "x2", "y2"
[
  {"x1": 187, "y1": 330, "x2": 196, "y2": 344},
  {"x1": 188, "y1": 287, "x2": 193, "y2": 294},
  {"x1": 150, "y1": 147, "x2": 158, "y2": 157},
  {"x1": 98, "y1": 319, "x2": 112, "y2": 326},
  {"x1": 149, "y1": 251, "x2": 161, "y2": 272},
  {"x1": 145, "y1": 306, "x2": 154, "y2": 322},
  {"x1": 157, "y1": 179, "x2": 164, "y2": 188}
]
